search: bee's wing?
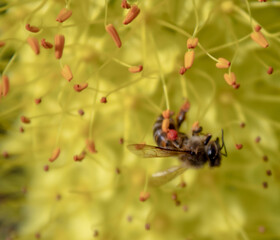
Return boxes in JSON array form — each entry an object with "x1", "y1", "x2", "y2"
[
  {"x1": 127, "y1": 144, "x2": 187, "y2": 158},
  {"x1": 149, "y1": 165, "x2": 188, "y2": 187}
]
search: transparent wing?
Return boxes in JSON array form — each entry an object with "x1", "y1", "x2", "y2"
[
  {"x1": 127, "y1": 144, "x2": 187, "y2": 158},
  {"x1": 149, "y1": 165, "x2": 188, "y2": 187}
]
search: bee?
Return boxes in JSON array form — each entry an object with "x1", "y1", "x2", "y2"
[{"x1": 127, "y1": 102, "x2": 227, "y2": 186}]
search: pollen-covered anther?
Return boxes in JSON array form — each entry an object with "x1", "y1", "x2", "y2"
[
  {"x1": 25, "y1": 24, "x2": 40, "y2": 33},
  {"x1": 34, "y1": 98, "x2": 41, "y2": 104},
  {"x1": 139, "y1": 191, "x2": 150, "y2": 202},
  {"x1": 184, "y1": 50, "x2": 195, "y2": 69},
  {"x1": 235, "y1": 144, "x2": 243, "y2": 150},
  {"x1": 86, "y1": 139, "x2": 97, "y2": 153},
  {"x1": 123, "y1": 5, "x2": 140, "y2": 25},
  {"x1": 128, "y1": 65, "x2": 143, "y2": 73},
  {"x1": 100, "y1": 96, "x2": 107, "y2": 103},
  {"x1": 254, "y1": 25, "x2": 262, "y2": 32},
  {"x1": 54, "y1": 34, "x2": 65, "y2": 59},
  {"x1": 187, "y1": 37, "x2": 198, "y2": 49},
  {"x1": 1, "y1": 75, "x2": 9, "y2": 97},
  {"x1": 192, "y1": 121, "x2": 200, "y2": 132},
  {"x1": 167, "y1": 129, "x2": 178, "y2": 141},
  {"x1": 216, "y1": 58, "x2": 231, "y2": 69},
  {"x1": 224, "y1": 72, "x2": 236, "y2": 86},
  {"x1": 41, "y1": 39, "x2": 53, "y2": 49},
  {"x1": 181, "y1": 100, "x2": 190, "y2": 112},
  {"x1": 27, "y1": 37, "x2": 40, "y2": 55},
  {"x1": 61, "y1": 65, "x2": 73, "y2": 82},
  {"x1": 74, "y1": 151, "x2": 86, "y2": 162},
  {"x1": 74, "y1": 83, "x2": 88, "y2": 92},
  {"x1": 162, "y1": 109, "x2": 172, "y2": 119},
  {"x1": 267, "y1": 66, "x2": 273, "y2": 75},
  {"x1": 121, "y1": 0, "x2": 131, "y2": 9},
  {"x1": 56, "y1": 8, "x2": 72, "y2": 23},
  {"x1": 105, "y1": 24, "x2": 122, "y2": 48},
  {"x1": 179, "y1": 67, "x2": 187, "y2": 75},
  {"x1": 0, "y1": 41, "x2": 5, "y2": 47},
  {"x1": 162, "y1": 118, "x2": 170, "y2": 132},
  {"x1": 48, "y1": 148, "x2": 60, "y2": 162},
  {"x1": 250, "y1": 31, "x2": 269, "y2": 48},
  {"x1": 20, "y1": 116, "x2": 31, "y2": 124}
]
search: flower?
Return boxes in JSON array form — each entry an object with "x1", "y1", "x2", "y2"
[{"x1": 0, "y1": 1, "x2": 279, "y2": 239}]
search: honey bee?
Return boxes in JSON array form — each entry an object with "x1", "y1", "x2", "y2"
[{"x1": 127, "y1": 102, "x2": 227, "y2": 186}]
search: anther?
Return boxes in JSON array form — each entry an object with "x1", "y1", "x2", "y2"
[
  {"x1": 27, "y1": 37, "x2": 40, "y2": 55},
  {"x1": 2, "y1": 151, "x2": 9, "y2": 158},
  {"x1": 44, "y1": 165, "x2": 49, "y2": 171},
  {"x1": 262, "y1": 181, "x2": 268, "y2": 189},
  {"x1": 123, "y1": 5, "x2": 140, "y2": 25},
  {"x1": 145, "y1": 223, "x2": 151, "y2": 230},
  {"x1": 19, "y1": 127, "x2": 24, "y2": 133},
  {"x1": 235, "y1": 144, "x2": 243, "y2": 150},
  {"x1": 250, "y1": 31, "x2": 269, "y2": 48},
  {"x1": 162, "y1": 109, "x2": 171, "y2": 119},
  {"x1": 54, "y1": 34, "x2": 65, "y2": 59},
  {"x1": 41, "y1": 39, "x2": 53, "y2": 49},
  {"x1": 61, "y1": 65, "x2": 73, "y2": 82},
  {"x1": 128, "y1": 65, "x2": 143, "y2": 73},
  {"x1": 187, "y1": 37, "x2": 198, "y2": 49},
  {"x1": 224, "y1": 72, "x2": 236, "y2": 86},
  {"x1": 0, "y1": 41, "x2": 5, "y2": 47},
  {"x1": 34, "y1": 98, "x2": 41, "y2": 104},
  {"x1": 78, "y1": 109, "x2": 84, "y2": 116},
  {"x1": 266, "y1": 170, "x2": 272, "y2": 176},
  {"x1": 105, "y1": 24, "x2": 122, "y2": 48},
  {"x1": 20, "y1": 116, "x2": 31, "y2": 124},
  {"x1": 56, "y1": 8, "x2": 72, "y2": 23},
  {"x1": 49, "y1": 148, "x2": 60, "y2": 162},
  {"x1": 255, "y1": 136, "x2": 261, "y2": 143},
  {"x1": 254, "y1": 25, "x2": 262, "y2": 32},
  {"x1": 184, "y1": 50, "x2": 195, "y2": 69},
  {"x1": 121, "y1": 0, "x2": 131, "y2": 9},
  {"x1": 240, "y1": 122, "x2": 246, "y2": 128},
  {"x1": 74, "y1": 83, "x2": 88, "y2": 92},
  {"x1": 73, "y1": 151, "x2": 86, "y2": 161},
  {"x1": 262, "y1": 155, "x2": 268, "y2": 162},
  {"x1": 25, "y1": 24, "x2": 40, "y2": 33},
  {"x1": 267, "y1": 66, "x2": 273, "y2": 75},
  {"x1": 100, "y1": 96, "x2": 107, "y2": 103},
  {"x1": 1, "y1": 75, "x2": 9, "y2": 97},
  {"x1": 179, "y1": 66, "x2": 187, "y2": 75},
  {"x1": 161, "y1": 118, "x2": 170, "y2": 132},
  {"x1": 139, "y1": 191, "x2": 150, "y2": 202},
  {"x1": 86, "y1": 139, "x2": 97, "y2": 153},
  {"x1": 216, "y1": 58, "x2": 231, "y2": 69}
]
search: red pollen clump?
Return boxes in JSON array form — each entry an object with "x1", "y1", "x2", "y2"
[{"x1": 167, "y1": 129, "x2": 178, "y2": 140}]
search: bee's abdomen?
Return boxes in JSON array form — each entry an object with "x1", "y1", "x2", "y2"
[{"x1": 153, "y1": 115, "x2": 176, "y2": 148}]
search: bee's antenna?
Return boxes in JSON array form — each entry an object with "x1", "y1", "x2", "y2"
[{"x1": 220, "y1": 129, "x2": 227, "y2": 157}]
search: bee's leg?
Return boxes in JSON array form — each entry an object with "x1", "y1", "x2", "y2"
[
  {"x1": 176, "y1": 101, "x2": 190, "y2": 130},
  {"x1": 203, "y1": 134, "x2": 212, "y2": 145}
]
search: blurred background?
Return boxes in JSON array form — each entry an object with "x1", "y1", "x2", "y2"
[{"x1": 0, "y1": 0, "x2": 279, "y2": 239}]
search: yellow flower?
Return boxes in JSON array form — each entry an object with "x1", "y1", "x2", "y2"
[{"x1": 0, "y1": 0, "x2": 279, "y2": 239}]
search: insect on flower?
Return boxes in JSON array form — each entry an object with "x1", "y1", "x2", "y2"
[{"x1": 127, "y1": 102, "x2": 227, "y2": 186}]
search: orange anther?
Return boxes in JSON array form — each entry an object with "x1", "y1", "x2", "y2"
[
  {"x1": 1, "y1": 75, "x2": 9, "y2": 97},
  {"x1": 254, "y1": 25, "x2": 262, "y2": 32},
  {"x1": 192, "y1": 121, "x2": 200, "y2": 132},
  {"x1": 100, "y1": 96, "x2": 107, "y2": 103},
  {"x1": 162, "y1": 109, "x2": 171, "y2": 119},
  {"x1": 73, "y1": 151, "x2": 86, "y2": 161},
  {"x1": 216, "y1": 58, "x2": 231, "y2": 69},
  {"x1": 250, "y1": 31, "x2": 269, "y2": 48},
  {"x1": 49, "y1": 148, "x2": 60, "y2": 162},
  {"x1": 54, "y1": 34, "x2": 65, "y2": 59},
  {"x1": 106, "y1": 24, "x2": 122, "y2": 48},
  {"x1": 86, "y1": 139, "x2": 97, "y2": 153},
  {"x1": 128, "y1": 65, "x2": 143, "y2": 73},
  {"x1": 187, "y1": 37, "x2": 198, "y2": 49},
  {"x1": 0, "y1": 41, "x2": 5, "y2": 47},
  {"x1": 184, "y1": 50, "x2": 195, "y2": 69},
  {"x1": 25, "y1": 24, "x2": 40, "y2": 33},
  {"x1": 41, "y1": 39, "x2": 53, "y2": 49},
  {"x1": 139, "y1": 191, "x2": 150, "y2": 202},
  {"x1": 61, "y1": 65, "x2": 73, "y2": 82},
  {"x1": 162, "y1": 118, "x2": 170, "y2": 132},
  {"x1": 34, "y1": 98, "x2": 41, "y2": 104},
  {"x1": 123, "y1": 5, "x2": 140, "y2": 25},
  {"x1": 121, "y1": 0, "x2": 131, "y2": 9},
  {"x1": 235, "y1": 144, "x2": 243, "y2": 150},
  {"x1": 179, "y1": 67, "x2": 187, "y2": 75},
  {"x1": 20, "y1": 116, "x2": 31, "y2": 124},
  {"x1": 73, "y1": 83, "x2": 88, "y2": 92},
  {"x1": 27, "y1": 37, "x2": 40, "y2": 55},
  {"x1": 267, "y1": 66, "x2": 273, "y2": 75},
  {"x1": 224, "y1": 72, "x2": 236, "y2": 86},
  {"x1": 56, "y1": 8, "x2": 72, "y2": 23},
  {"x1": 180, "y1": 100, "x2": 190, "y2": 112}
]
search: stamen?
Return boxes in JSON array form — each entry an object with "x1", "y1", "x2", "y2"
[
  {"x1": 184, "y1": 50, "x2": 195, "y2": 69},
  {"x1": 250, "y1": 31, "x2": 269, "y2": 48},
  {"x1": 34, "y1": 98, "x2": 41, "y2": 104},
  {"x1": 235, "y1": 144, "x2": 243, "y2": 150},
  {"x1": 100, "y1": 96, "x2": 107, "y2": 103},
  {"x1": 105, "y1": 24, "x2": 122, "y2": 48},
  {"x1": 54, "y1": 34, "x2": 65, "y2": 59},
  {"x1": 128, "y1": 65, "x2": 143, "y2": 73},
  {"x1": 123, "y1": 5, "x2": 140, "y2": 25},
  {"x1": 73, "y1": 151, "x2": 86, "y2": 161},
  {"x1": 61, "y1": 65, "x2": 73, "y2": 82},
  {"x1": 25, "y1": 24, "x2": 40, "y2": 33},
  {"x1": 48, "y1": 148, "x2": 60, "y2": 162},
  {"x1": 73, "y1": 83, "x2": 88, "y2": 92},
  {"x1": 41, "y1": 39, "x2": 53, "y2": 49},
  {"x1": 267, "y1": 66, "x2": 273, "y2": 75},
  {"x1": 179, "y1": 66, "x2": 187, "y2": 75},
  {"x1": 1, "y1": 75, "x2": 9, "y2": 97},
  {"x1": 224, "y1": 72, "x2": 236, "y2": 86},
  {"x1": 56, "y1": 8, "x2": 72, "y2": 23},
  {"x1": 187, "y1": 37, "x2": 198, "y2": 49},
  {"x1": 27, "y1": 37, "x2": 40, "y2": 55},
  {"x1": 216, "y1": 58, "x2": 231, "y2": 69}
]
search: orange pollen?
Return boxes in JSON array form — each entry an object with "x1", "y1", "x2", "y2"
[
  {"x1": 106, "y1": 24, "x2": 122, "y2": 48},
  {"x1": 25, "y1": 24, "x2": 40, "y2": 33},
  {"x1": 49, "y1": 148, "x2": 61, "y2": 162},
  {"x1": 128, "y1": 65, "x2": 143, "y2": 73},
  {"x1": 27, "y1": 37, "x2": 40, "y2": 55},
  {"x1": 41, "y1": 39, "x2": 53, "y2": 49},
  {"x1": 123, "y1": 5, "x2": 140, "y2": 25},
  {"x1": 73, "y1": 83, "x2": 88, "y2": 92},
  {"x1": 184, "y1": 50, "x2": 195, "y2": 69},
  {"x1": 54, "y1": 34, "x2": 65, "y2": 59},
  {"x1": 56, "y1": 8, "x2": 72, "y2": 23},
  {"x1": 61, "y1": 65, "x2": 73, "y2": 82}
]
